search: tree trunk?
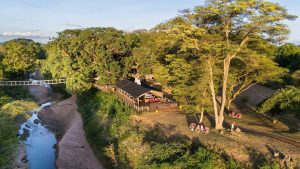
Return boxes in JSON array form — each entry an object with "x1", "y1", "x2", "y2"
[
  {"x1": 199, "y1": 108, "x2": 204, "y2": 123},
  {"x1": 216, "y1": 115, "x2": 224, "y2": 129},
  {"x1": 226, "y1": 99, "x2": 232, "y2": 111},
  {"x1": 217, "y1": 57, "x2": 231, "y2": 130},
  {"x1": 207, "y1": 60, "x2": 219, "y2": 128}
]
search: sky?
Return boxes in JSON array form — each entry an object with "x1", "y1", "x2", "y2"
[{"x1": 0, "y1": 0, "x2": 299, "y2": 44}]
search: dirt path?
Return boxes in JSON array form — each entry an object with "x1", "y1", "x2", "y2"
[{"x1": 29, "y1": 86, "x2": 104, "y2": 169}]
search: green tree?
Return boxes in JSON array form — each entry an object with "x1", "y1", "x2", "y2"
[
  {"x1": 43, "y1": 28, "x2": 132, "y2": 92},
  {"x1": 182, "y1": 0, "x2": 296, "y2": 129},
  {"x1": 247, "y1": 37, "x2": 277, "y2": 59},
  {"x1": 275, "y1": 43, "x2": 300, "y2": 70},
  {"x1": 129, "y1": 31, "x2": 161, "y2": 78},
  {"x1": 258, "y1": 86, "x2": 300, "y2": 118},
  {"x1": 2, "y1": 38, "x2": 42, "y2": 77},
  {"x1": 154, "y1": 18, "x2": 215, "y2": 122}
]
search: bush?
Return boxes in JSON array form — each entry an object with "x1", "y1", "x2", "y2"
[
  {"x1": 1, "y1": 100, "x2": 38, "y2": 119},
  {"x1": 143, "y1": 143, "x2": 188, "y2": 164},
  {"x1": 259, "y1": 161, "x2": 280, "y2": 169},
  {"x1": 291, "y1": 70, "x2": 300, "y2": 87},
  {"x1": 0, "y1": 86, "x2": 33, "y2": 104}
]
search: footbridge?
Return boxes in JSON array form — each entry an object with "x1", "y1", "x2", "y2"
[{"x1": 0, "y1": 79, "x2": 66, "y2": 86}]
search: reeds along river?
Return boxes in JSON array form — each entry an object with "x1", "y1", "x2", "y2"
[{"x1": 18, "y1": 102, "x2": 57, "y2": 169}]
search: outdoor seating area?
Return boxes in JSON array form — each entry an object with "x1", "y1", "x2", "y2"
[
  {"x1": 229, "y1": 111, "x2": 242, "y2": 119},
  {"x1": 189, "y1": 122, "x2": 209, "y2": 134}
]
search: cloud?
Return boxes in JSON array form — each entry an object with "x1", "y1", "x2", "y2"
[
  {"x1": 1, "y1": 31, "x2": 53, "y2": 38},
  {"x1": 65, "y1": 22, "x2": 83, "y2": 28}
]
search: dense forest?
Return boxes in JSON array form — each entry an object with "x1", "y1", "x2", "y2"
[{"x1": 0, "y1": 0, "x2": 300, "y2": 168}]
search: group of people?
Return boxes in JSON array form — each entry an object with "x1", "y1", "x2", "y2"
[
  {"x1": 229, "y1": 111, "x2": 242, "y2": 119},
  {"x1": 187, "y1": 110, "x2": 242, "y2": 134},
  {"x1": 189, "y1": 122, "x2": 209, "y2": 134}
]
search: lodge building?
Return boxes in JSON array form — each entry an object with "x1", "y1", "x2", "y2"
[{"x1": 114, "y1": 79, "x2": 178, "y2": 112}]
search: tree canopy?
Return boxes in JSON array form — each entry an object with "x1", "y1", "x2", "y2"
[
  {"x1": 175, "y1": 0, "x2": 296, "y2": 129},
  {"x1": 126, "y1": 31, "x2": 155, "y2": 77},
  {"x1": 42, "y1": 28, "x2": 133, "y2": 92},
  {"x1": 1, "y1": 38, "x2": 43, "y2": 78},
  {"x1": 152, "y1": 18, "x2": 215, "y2": 118},
  {"x1": 275, "y1": 43, "x2": 300, "y2": 71},
  {"x1": 258, "y1": 86, "x2": 300, "y2": 116}
]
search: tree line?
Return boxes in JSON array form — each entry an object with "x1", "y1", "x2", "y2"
[{"x1": 0, "y1": 0, "x2": 297, "y2": 129}]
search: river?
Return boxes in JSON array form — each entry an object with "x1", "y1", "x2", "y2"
[{"x1": 18, "y1": 102, "x2": 57, "y2": 169}]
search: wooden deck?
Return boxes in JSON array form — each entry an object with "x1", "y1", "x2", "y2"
[
  {"x1": 92, "y1": 84, "x2": 179, "y2": 112},
  {"x1": 115, "y1": 89, "x2": 150, "y2": 112},
  {"x1": 115, "y1": 89, "x2": 178, "y2": 112}
]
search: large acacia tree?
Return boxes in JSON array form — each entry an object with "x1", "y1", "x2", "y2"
[
  {"x1": 151, "y1": 18, "x2": 215, "y2": 122},
  {"x1": 180, "y1": 0, "x2": 296, "y2": 129}
]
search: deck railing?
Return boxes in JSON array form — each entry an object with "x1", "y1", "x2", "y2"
[{"x1": 114, "y1": 89, "x2": 150, "y2": 112}]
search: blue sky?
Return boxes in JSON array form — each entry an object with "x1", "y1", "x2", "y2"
[{"x1": 0, "y1": 0, "x2": 299, "y2": 44}]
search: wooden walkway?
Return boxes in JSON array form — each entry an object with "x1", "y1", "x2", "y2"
[{"x1": 0, "y1": 79, "x2": 66, "y2": 86}]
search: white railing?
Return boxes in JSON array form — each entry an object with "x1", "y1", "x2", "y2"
[{"x1": 0, "y1": 79, "x2": 66, "y2": 86}]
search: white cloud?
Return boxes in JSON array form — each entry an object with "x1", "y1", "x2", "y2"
[
  {"x1": 65, "y1": 22, "x2": 83, "y2": 28},
  {"x1": 1, "y1": 31, "x2": 53, "y2": 38}
]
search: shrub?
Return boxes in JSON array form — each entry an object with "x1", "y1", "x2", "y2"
[
  {"x1": 259, "y1": 161, "x2": 280, "y2": 169},
  {"x1": 258, "y1": 86, "x2": 300, "y2": 116},
  {"x1": 1, "y1": 100, "x2": 38, "y2": 119}
]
